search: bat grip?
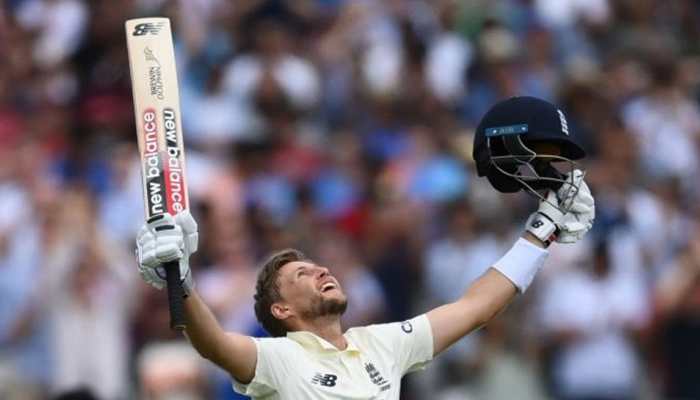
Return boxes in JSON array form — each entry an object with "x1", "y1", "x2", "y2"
[{"x1": 164, "y1": 260, "x2": 187, "y2": 331}]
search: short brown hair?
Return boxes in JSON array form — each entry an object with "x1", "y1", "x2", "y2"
[{"x1": 254, "y1": 248, "x2": 308, "y2": 337}]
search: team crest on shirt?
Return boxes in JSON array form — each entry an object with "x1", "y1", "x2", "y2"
[{"x1": 365, "y1": 362, "x2": 391, "y2": 392}]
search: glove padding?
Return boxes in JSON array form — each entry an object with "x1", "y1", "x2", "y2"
[
  {"x1": 556, "y1": 169, "x2": 595, "y2": 243},
  {"x1": 136, "y1": 210, "x2": 198, "y2": 291},
  {"x1": 526, "y1": 191, "x2": 564, "y2": 245},
  {"x1": 526, "y1": 169, "x2": 595, "y2": 245}
]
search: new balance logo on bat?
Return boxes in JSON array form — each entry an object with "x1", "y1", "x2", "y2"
[
  {"x1": 141, "y1": 109, "x2": 166, "y2": 216},
  {"x1": 162, "y1": 108, "x2": 186, "y2": 213},
  {"x1": 132, "y1": 22, "x2": 166, "y2": 36}
]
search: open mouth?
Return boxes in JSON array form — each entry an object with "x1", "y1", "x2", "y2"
[{"x1": 320, "y1": 282, "x2": 337, "y2": 293}]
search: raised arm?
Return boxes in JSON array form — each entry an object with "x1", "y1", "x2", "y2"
[
  {"x1": 427, "y1": 234, "x2": 546, "y2": 355},
  {"x1": 427, "y1": 171, "x2": 595, "y2": 355},
  {"x1": 183, "y1": 289, "x2": 257, "y2": 383},
  {"x1": 136, "y1": 211, "x2": 257, "y2": 383}
]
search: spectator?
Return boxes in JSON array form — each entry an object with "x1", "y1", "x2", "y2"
[
  {"x1": 41, "y1": 188, "x2": 136, "y2": 399},
  {"x1": 537, "y1": 238, "x2": 649, "y2": 400},
  {"x1": 137, "y1": 341, "x2": 207, "y2": 400},
  {"x1": 622, "y1": 60, "x2": 700, "y2": 183},
  {"x1": 653, "y1": 221, "x2": 700, "y2": 399},
  {"x1": 2, "y1": 1, "x2": 700, "y2": 398}
]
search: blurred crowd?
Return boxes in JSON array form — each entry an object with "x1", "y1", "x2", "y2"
[{"x1": 1, "y1": 0, "x2": 700, "y2": 399}]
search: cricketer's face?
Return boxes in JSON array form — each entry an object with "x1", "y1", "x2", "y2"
[{"x1": 276, "y1": 260, "x2": 348, "y2": 320}]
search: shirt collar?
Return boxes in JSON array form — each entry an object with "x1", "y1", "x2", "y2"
[{"x1": 286, "y1": 330, "x2": 361, "y2": 355}]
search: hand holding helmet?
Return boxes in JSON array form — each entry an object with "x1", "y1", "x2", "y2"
[
  {"x1": 524, "y1": 169, "x2": 594, "y2": 245},
  {"x1": 555, "y1": 169, "x2": 595, "y2": 243},
  {"x1": 473, "y1": 96, "x2": 594, "y2": 245}
]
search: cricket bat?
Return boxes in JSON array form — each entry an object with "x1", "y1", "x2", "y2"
[{"x1": 125, "y1": 17, "x2": 188, "y2": 330}]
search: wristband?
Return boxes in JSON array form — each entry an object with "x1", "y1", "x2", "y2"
[{"x1": 492, "y1": 238, "x2": 549, "y2": 293}]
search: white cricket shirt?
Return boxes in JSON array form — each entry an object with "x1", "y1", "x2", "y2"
[{"x1": 233, "y1": 314, "x2": 434, "y2": 399}]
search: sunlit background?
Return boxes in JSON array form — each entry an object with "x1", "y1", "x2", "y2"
[{"x1": 1, "y1": 0, "x2": 700, "y2": 399}]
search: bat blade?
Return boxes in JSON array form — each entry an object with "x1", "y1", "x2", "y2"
[{"x1": 126, "y1": 17, "x2": 188, "y2": 331}]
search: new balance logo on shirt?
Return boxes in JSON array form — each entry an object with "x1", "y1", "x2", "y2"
[
  {"x1": 233, "y1": 315, "x2": 434, "y2": 399},
  {"x1": 309, "y1": 365, "x2": 391, "y2": 392},
  {"x1": 311, "y1": 373, "x2": 338, "y2": 387}
]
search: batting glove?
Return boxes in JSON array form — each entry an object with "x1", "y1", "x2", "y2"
[
  {"x1": 136, "y1": 210, "x2": 198, "y2": 292},
  {"x1": 526, "y1": 191, "x2": 564, "y2": 246},
  {"x1": 526, "y1": 169, "x2": 595, "y2": 245},
  {"x1": 556, "y1": 169, "x2": 595, "y2": 243}
]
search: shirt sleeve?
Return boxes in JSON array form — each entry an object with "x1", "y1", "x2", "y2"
[
  {"x1": 367, "y1": 314, "x2": 434, "y2": 376},
  {"x1": 232, "y1": 337, "x2": 293, "y2": 398}
]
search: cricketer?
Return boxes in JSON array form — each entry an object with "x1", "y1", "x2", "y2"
[{"x1": 136, "y1": 96, "x2": 595, "y2": 399}]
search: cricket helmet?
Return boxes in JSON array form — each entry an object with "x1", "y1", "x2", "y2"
[{"x1": 473, "y1": 96, "x2": 586, "y2": 196}]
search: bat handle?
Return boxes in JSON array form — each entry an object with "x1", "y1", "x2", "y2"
[{"x1": 164, "y1": 260, "x2": 187, "y2": 331}]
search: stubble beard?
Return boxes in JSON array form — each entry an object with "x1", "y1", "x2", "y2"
[{"x1": 301, "y1": 295, "x2": 348, "y2": 319}]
